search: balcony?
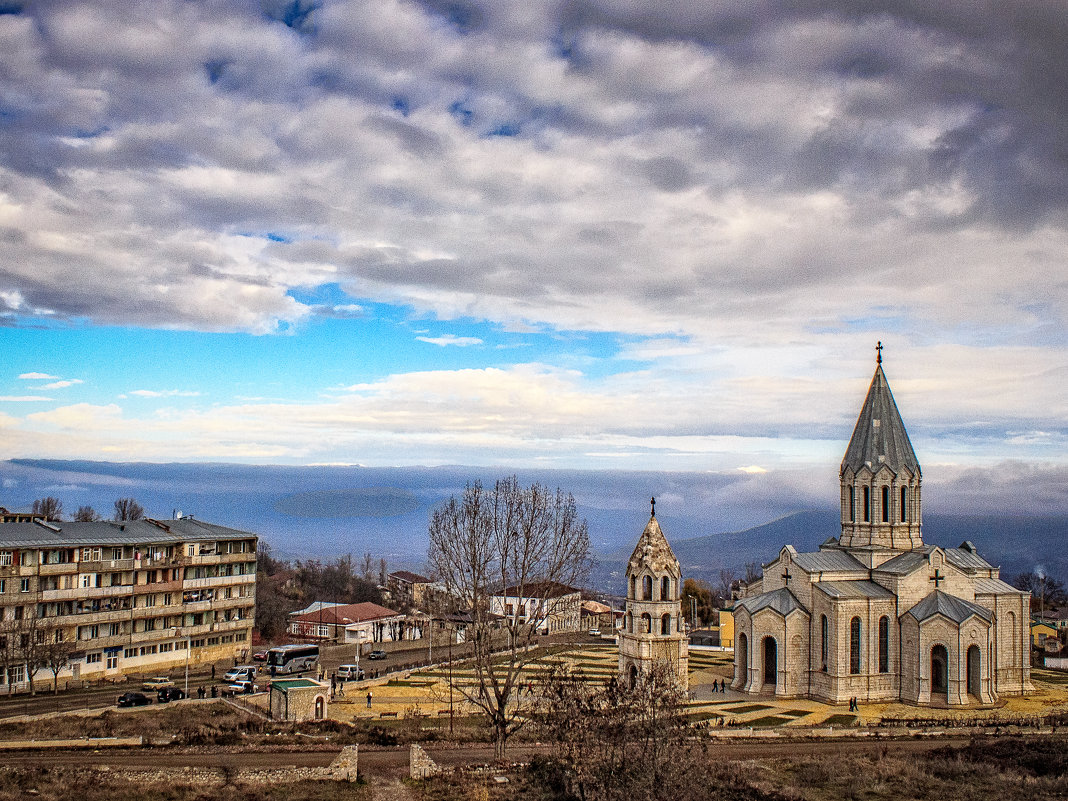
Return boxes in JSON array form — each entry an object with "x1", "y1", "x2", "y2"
[
  {"x1": 40, "y1": 585, "x2": 133, "y2": 602},
  {"x1": 64, "y1": 607, "x2": 133, "y2": 626},
  {"x1": 182, "y1": 573, "x2": 255, "y2": 590},
  {"x1": 38, "y1": 562, "x2": 78, "y2": 576}
]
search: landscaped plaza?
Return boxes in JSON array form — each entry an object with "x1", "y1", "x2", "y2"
[{"x1": 300, "y1": 642, "x2": 1068, "y2": 730}]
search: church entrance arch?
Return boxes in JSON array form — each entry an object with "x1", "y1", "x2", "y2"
[
  {"x1": 737, "y1": 633, "x2": 748, "y2": 687},
  {"x1": 314, "y1": 696, "x2": 325, "y2": 720},
  {"x1": 762, "y1": 636, "x2": 777, "y2": 688},
  {"x1": 629, "y1": 664, "x2": 638, "y2": 688},
  {"x1": 967, "y1": 645, "x2": 981, "y2": 699},
  {"x1": 931, "y1": 645, "x2": 948, "y2": 699}
]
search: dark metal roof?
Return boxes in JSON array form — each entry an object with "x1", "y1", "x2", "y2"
[
  {"x1": 874, "y1": 549, "x2": 930, "y2": 576},
  {"x1": 904, "y1": 591, "x2": 993, "y2": 625},
  {"x1": 793, "y1": 549, "x2": 867, "y2": 574},
  {"x1": 841, "y1": 363, "x2": 920, "y2": 478},
  {"x1": 735, "y1": 587, "x2": 808, "y2": 617},
  {"x1": 0, "y1": 518, "x2": 254, "y2": 548},
  {"x1": 974, "y1": 577, "x2": 1025, "y2": 595},
  {"x1": 944, "y1": 546, "x2": 994, "y2": 572},
  {"x1": 815, "y1": 580, "x2": 897, "y2": 600}
]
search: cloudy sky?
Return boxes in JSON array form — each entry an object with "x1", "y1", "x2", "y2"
[{"x1": 0, "y1": 0, "x2": 1065, "y2": 510}]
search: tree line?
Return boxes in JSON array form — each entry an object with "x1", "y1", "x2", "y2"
[{"x1": 27, "y1": 496, "x2": 146, "y2": 523}]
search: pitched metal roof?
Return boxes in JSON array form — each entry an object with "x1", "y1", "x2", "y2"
[
  {"x1": 793, "y1": 549, "x2": 867, "y2": 574},
  {"x1": 974, "y1": 577, "x2": 1026, "y2": 595},
  {"x1": 873, "y1": 549, "x2": 930, "y2": 576},
  {"x1": 904, "y1": 591, "x2": 993, "y2": 624},
  {"x1": 841, "y1": 362, "x2": 920, "y2": 478},
  {"x1": 815, "y1": 580, "x2": 897, "y2": 600},
  {"x1": 735, "y1": 587, "x2": 808, "y2": 617},
  {"x1": 944, "y1": 547, "x2": 994, "y2": 572}
]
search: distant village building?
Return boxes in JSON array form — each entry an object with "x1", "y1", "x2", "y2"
[
  {"x1": 288, "y1": 601, "x2": 405, "y2": 645},
  {"x1": 490, "y1": 582, "x2": 582, "y2": 635},
  {"x1": 618, "y1": 502, "x2": 689, "y2": 690},
  {"x1": 732, "y1": 348, "x2": 1031, "y2": 706},
  {"x1": 387, "y1": 570, "x2": 434, "y2": 609}
]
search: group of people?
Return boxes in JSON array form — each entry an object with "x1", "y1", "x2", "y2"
[
  {"x1": 848, "y1": 696, "x2": 860, "y2": 712},
  {"x1": 710, "y1": 679, "x2": 729, "y2": 693}
]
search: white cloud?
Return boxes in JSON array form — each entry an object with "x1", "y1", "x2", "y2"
[
  {"x1": 18, "y1": 373, "x2": 59, "y2": 380},
  {"x1": 0, "y1": 396, "x2": 54, "y2": 402},
  {"x1": 36, "y1": 379, "x2": 84, "y2": 390},
  {"x1": 128, "y1": 389, "x2": 201, "y2": 398},
  {"x1": 415, "y1": 335, "x2": 484, "y2": 347}
]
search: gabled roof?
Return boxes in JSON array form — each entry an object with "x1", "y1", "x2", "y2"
[
  {"x1": 974, "y1": 577, "x2": 1026, "y2": 596},
  {"x1": 626, "y1": 514, "x2": 679, "y2": 577},
  {"x1": 735, "y1": 587, "x2": 808, "y2": 617},
  {"x1": 497, "y1": 581, "x2": 581, "y2": 599},
  {"x1": 841, "y1": 361, "x2": 920, "y2": 478},
  {"x1": 290, "y1": 601, "x2": 401, "y2": 625},
  {"x1": 874, "y1": 548, "x2": 930, "y2": 576},
  {"x1": 815, "y1": 580, "x2": 897, "y2": 600},
  {"x1": 390, "y1": 570, "x2": 432, "y2": 585},
  {"x1": 793, "y1": 549, "x2": 867, "y2": 574},
  {"x1": 0, "y1": 518, "x2": 253, "y2": 548},
  {"x1": 944, "y1": 547, "x2": 994, "y2": 572},
  {"x1": 904, "y1": 591, "x2": 992, "y2": 625}
]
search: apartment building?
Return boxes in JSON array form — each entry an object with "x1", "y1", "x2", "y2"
[{"x1": 0, "y1": 515, "x2": 256, "y2": 688}]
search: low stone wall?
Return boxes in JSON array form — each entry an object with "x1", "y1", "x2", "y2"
[{"x1": 410, "y1": 743, "x2": 441, "y2": 779}]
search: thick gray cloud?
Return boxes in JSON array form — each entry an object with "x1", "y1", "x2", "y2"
[{"x1": 0, "y1": 0, "x2": 1063, "y2": 353}]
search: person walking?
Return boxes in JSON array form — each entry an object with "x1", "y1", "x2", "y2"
[{"x1": 366, "y1": 690, "x2": 373, "y2": 709}]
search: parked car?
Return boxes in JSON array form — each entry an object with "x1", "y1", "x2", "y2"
[
  {"x1": 157, "y1": 686, "x2": 186, "y2": 703},
  {"x1": 252, "y1": 650, "x2": 269, "y2": 662},
  {"x1": 337, "y1": 664, "x2": 365, "y2": 681},
  {"x1": 142, "y1": 676, "x2": 175, "y2": 691},
  {"x1": 588, "y1": 628, "x2": 602, "y2": 637},
  {"x1": 223, "y1": 680, "x2": 257, "y2": 696},
  {"x1": 117, "y1": 692, "x2": 152, "y2": 707},
  {"x1": 224, "y1": 665, "x2": 257, "y2": 682},
  {"x1": 367, "y1": 650, "x2": 387, "y2": 660}
]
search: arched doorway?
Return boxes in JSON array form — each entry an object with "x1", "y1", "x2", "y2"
[
  {"x1": 629, "y1": 664, "x2": 638, "y2": 688},
  {"x1": 967, "y1": 645, "x2": 981, "y2": 699},
  {"x1": 931, "y1": 645, "x2": 948, "y2": 699},
  {"x1": 314, "y1": 696, "x2": 325, "y2": 720},
  {"x1": 762, "y1": 636, "x2": 777, "y2": 688},
  {"x1": 736, "y1": 633, "x2": 748, "y2": 687}
]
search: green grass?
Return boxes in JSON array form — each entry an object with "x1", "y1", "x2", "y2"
[
  {"x1": 818, "y1": 713, "x2": 858, "y2": 726},
  {"x1": 722, "y1": 704, "x2": 772, "y2": 713},
  {"x1": 777, "y1": 709, "x2": 811, "y2": 719},
  {"x1": 746, "y1": 715, "x2": 793, "y2": 728}
]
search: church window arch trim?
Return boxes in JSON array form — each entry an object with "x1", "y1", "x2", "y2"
[
  {"x1": 642, "y1": 575, "x2": 652, "y2": 601},
  {"x1": 878, "y1": 616, "x2": 889, "y2": 673},
  {"x1": 849, "y1": 617, "x2": 862, "y2": 674},
  {"x1": 881, "y1": 485, "x2": 890, "y2": 523}
]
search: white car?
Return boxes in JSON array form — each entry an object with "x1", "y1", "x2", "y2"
[
  {"x1": 224, "y1": 665, "x2": 257, "y2": 682},
  {"x1": 337, "y1": 664, "x2": 365, "y2": 681},
  {"x1": 588, "y1": 628, "x2": 602, "y2": 637},
  {"x1": 142, "y1": 676, "x2": 175, "y2": 691}
]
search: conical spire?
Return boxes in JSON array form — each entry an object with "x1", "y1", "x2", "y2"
[
  {"x1": 841, "y1": 347, "x2": 920, "y2": 478},
  {"x1": 627, "y1": 501, "x2": 680, "y2": 577}
]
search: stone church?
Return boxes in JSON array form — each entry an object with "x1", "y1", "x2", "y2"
[
  {"x1": 732, "y1": 349, "x2": 1031, "y2": 706},
  {"x1": 619, "y1": 500, "x2": 689, "y2": 690}
]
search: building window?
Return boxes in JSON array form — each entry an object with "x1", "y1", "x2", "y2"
[
  {"x1": 878, "y1": 616, "x2": 889, "y2": 673},
  {"x1": 881, "y1": 486, "x2": 889, "y2": 523},
  {"x1": 0, "y1": 580, "x2": 5, "y2": 594},
  {"x1": 849, "y1": 617, "x2": 861, "y2": 674},
  {"x1": 86, "y1": 652, "x2": 102, "y2": 664},
  {"x1": 106, "y1": 653, "x2": 118, "y2": 670},
  {"x1": 863, "y1": 486, "x2": 870, "y2": 523},
  {"x1": 0, "y1": 552, "x2": 11, "y2": 566},
  {"x1": 820, "y1": 614, "x2": 828, "y2": 671},
  {"x1": 900, "y1": 486, "x2": 907, "y2": 522},
  {"x1": 849, "y1": 486, "x2": 855, "y2": 522},
  {"x1": 661, "y1": 613, "x2": 671, "y2": 635},
  {"x1": 661, "y1": 576, "x2": 671, "y2": 601},
  {"x1": 19, "y1": 578, "x2": 29, "y2": 593}
]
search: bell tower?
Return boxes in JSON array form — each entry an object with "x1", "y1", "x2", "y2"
[
  {"x1": 618, "y1": 498, "x2": 689, "y2": 690},
  {"x1": 839, "y1": 343, "x2": 923, "y2": 550}
]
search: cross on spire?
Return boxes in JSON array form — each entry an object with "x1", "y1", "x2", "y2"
[
  {"x1": 929, "y1": 569, "x2": 944, "y2": 589},
  {"x1": 651, "y1": 496, "x2": 656, "y2": 517},
  {"x1": 876, "y1": 341, "x2": 883, "y2": 365}
]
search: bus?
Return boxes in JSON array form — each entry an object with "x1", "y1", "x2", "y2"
[{"x1": 265, "y1": 644, "x2": 320, "y2": 675}]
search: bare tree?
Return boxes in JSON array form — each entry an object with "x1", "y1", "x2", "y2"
[
  {"x1": 0, "y1": 619, "x2": 17, "y2": 695},
  {"x1": 718, "y1": 568, "x2": 738, "y2": 601},
  {"x1": 744, "y1": 561, "x2": 761, "y2": 585},
  {"x1": 428, "y1": 476, "x2": 591, "y2": 759},
  {"x1": 361, "y1": 552, "x2": 375, "y2": 582},
  {"x1": 18, "y1": 611, "x2": 48, "y2": 696},
  {"x1": 113, "y1": 497, "x2": 144, "y2": 522},
  {"x1": 541, "y1": 662, "x2": 691, "y2": 801},
  {"x1": 31, "y1": 497, "x2": 63, "y2": 521},
  {"x1": 42, "y1": 627, "x2": 75, "y2": 693},
  {"x1": 379, "y1": 557, "x2": 388, "y2": 587},
  {"x1": 73, "y1": 505, "x2": 101, "y2": 522}
]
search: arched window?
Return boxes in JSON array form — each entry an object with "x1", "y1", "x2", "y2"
[
  {"x1": 661, "y1": 613, "x2": 671, "y2": 635},
  {"x1": 849, "y1": 486, "x2": 855, "y2": 522},
  {"x1": 626, "y1": 611, "x2": 633, "y2": 634},
  {"x1": 661, "y1": 576, "x2": 671, "y2": 601},
  {"x1": 863, "y1": 486, "x2": 870, "y2": 522},
  {"x1": 642, "y1": 576, "x2": 652, "y2": 601},
  {"x1": 878, "y1": 616, "x2": 889, "y2": 673},
  {"x1": 736, "y1": 633, "x2": 748, "y2": 688},
  {"x1": 820, "y1": 615, "x2": 828, "y2": 671},
  {"x1": 881, "y1": 485, "x2": 889, "y2": 523},
  {"x1": 900, "y1": 486, "x2": 907, "y2": 522},
  {"x1": 630, "y1": 576, "x2": 636, "y2": 599},
  {"x1": 849, "y1": 617, "x2": 861, "y2": 674},
  {"x1": 641, "y1": 613, "x2": 651, "y2": 633}
]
